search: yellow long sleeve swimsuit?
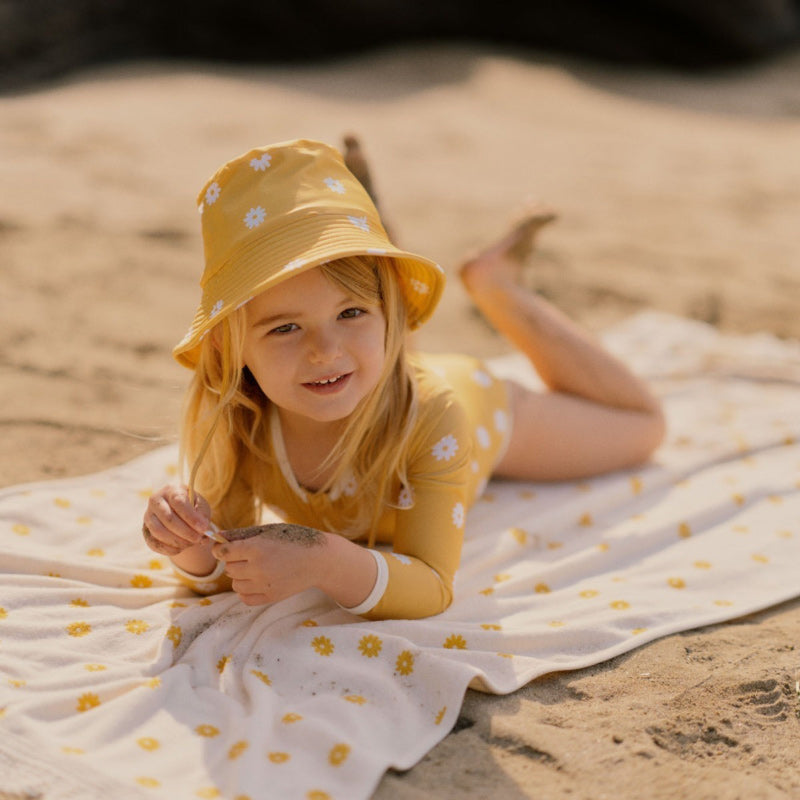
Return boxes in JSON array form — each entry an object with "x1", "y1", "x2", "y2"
[{"x1": 176, "y1": 354, "x2": 511, "y2": 620}]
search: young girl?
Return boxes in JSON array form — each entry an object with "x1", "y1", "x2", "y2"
[{"x1": 142, "y1": 138, "x2": 665, "y2": 620}]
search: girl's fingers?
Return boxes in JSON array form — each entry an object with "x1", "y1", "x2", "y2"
[
  {"x1": 141, "y1": 523, "x2": 182, "y2": 556},
  {"x1": 149, "y1": 492, "x2": 205, "y2": 545}
]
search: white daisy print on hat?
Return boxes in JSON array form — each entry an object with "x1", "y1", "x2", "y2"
[
  {"x1": 244, "y1": 206, "x2": 266, "y2": 230},
  {"x1": 205, "y1": 182, "x2": 221, "y2": 206},
  {"x1": 250, "y1": 154, "x2": 272, "y2": 171},
  {"x1": 209, "y1": 299, "x2": 224, "y2": 319},
  {"x1": 324, "y1": 177, "x2": 345, "y2": 194},
  {"x1": 410, "y1": 278, "x2": 430, "y2": 295},
  {"x1": 347, "y1": 215, "x2": 369, "y2": 232},
  {"x1": 432, "y1": 434, "x2": 459, "y2": 462},
  {"x1": 471, "y1": 369, "x2": 493, "y2": 388}
]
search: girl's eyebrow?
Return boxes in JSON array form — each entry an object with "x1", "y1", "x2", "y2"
[{"x1": 251, "y1": 312, "x2": 298, "y2": 330}]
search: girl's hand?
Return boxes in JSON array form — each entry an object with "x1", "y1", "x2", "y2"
[
  {"x1": 211, "y1": 524, "x2": 378, "y2": 609},
  {"x1": 212, "y1": 526, "x2": 327, "y2": 606},
  {"x1": 142, "y1": 485, "x2": 212, "y2": 557}
]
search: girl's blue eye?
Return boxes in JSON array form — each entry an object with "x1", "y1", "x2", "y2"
[{"x1": 269, "y1": 323, "x2": 298, "y2": 335}]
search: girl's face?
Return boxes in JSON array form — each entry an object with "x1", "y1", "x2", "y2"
[{"x1": 242, "y1": 266, "x2": 387, "y2": 429}]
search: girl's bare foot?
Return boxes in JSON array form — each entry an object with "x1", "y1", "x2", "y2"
[
  {"x1": 459, "y1": 207, "x2": 557, "y2": 294},
  {"x1": 342, "y1": 133, "x2": 395, "y2": 240}
]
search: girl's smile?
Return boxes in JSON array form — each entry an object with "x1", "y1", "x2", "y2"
[{"x1": 242, "y1": 267, "x2": 386, "y2": 430}]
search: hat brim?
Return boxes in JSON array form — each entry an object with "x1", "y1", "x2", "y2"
[{"x1": 173, "y1": 213, "x2": 444, "y2": 369}]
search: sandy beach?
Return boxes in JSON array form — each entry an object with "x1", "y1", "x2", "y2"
[{"x1": 2, "y1": 44, "x2": 799, "y2": 798}]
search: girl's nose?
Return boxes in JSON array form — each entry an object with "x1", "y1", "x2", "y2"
[{"x1": 307, "y1": 326, "x2": 342, "y2": 363}]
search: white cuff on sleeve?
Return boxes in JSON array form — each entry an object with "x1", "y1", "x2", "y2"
[
  {"x1": 172, "y1": 559, "x2": 226, "y2": 582},
  {"x1": 339, "y1": 550, "x2": 388, "y2": 616}
]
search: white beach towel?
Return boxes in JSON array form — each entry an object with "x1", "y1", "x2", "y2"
[{"x1": 1, "y1": 312, "x2": 799, "y2": 800}]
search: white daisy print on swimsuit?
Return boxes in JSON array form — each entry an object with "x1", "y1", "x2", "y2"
[
  {"x1": 476, "y1": 426, "x2": 491, "y2": 449},
  {"x1": 347, "y1": 215, "x2": 369, "y2": 232},
  {"x1": 391, "y1": 553, "x2": 412, "y2": 565},
  {"x1": 244, "y1": 206, "x2": 266, "y2": 230},
  {"x1": 205, "y1": 181, "x2": 221, "y2": 206},
  {"x1": 494, "y1": 409, "x2": 509, "y2": 434},
  {"x1": 324, "y1": 177, "x2": 345, "y2": 194},
  {"x1": 341, "y1": 474, "x2": 358, "y2": 497},
  {"x1": 397, "y1": 485, "x2": 415, "y2": 509},
  {"x1": 471, "y1": 369, "x2": 493, "y2": 388},
  {"x1": 432, "y1": 434, "x2": 459, "y2": 462},
  {"x1": 250, "y1": 153, "x2": 272, "y2": 171},
  {"x1": 451, "y1": 502, "x2": 465, "y2": 529}
]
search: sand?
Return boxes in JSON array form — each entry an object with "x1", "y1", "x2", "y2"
[{"x1": 1, "y1": 44, "x2": 799, "y2": 798}]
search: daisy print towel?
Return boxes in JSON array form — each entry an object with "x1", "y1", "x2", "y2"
[{"x1": 1, "y1": 312, "x2": 799, "y2": 800}]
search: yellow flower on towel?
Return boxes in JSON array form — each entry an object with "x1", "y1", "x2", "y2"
[
  {"x1": 395, "y1": 650, "x2": 415, "y2": 676},
  {"x1": 268, "y1": 751, "x2": 291, "y2": 763},
  {"x1": 311, "y1": 635, "x2": 334, "y2": 656},
  {"x1": 84, "y1": 664, "x2": 106, "y2": 672},
  {"x1": 12, "y1": 523, "x2": 30, "y2": 536},
  {"x1": 54, "y1": 497, "x2": 71, "y2": 508},
  {"x1": 443, "y1": 634, "x2": 467, "y2": 650},
  {"x1": 281, "y1": 713, "x2": 302, "y2": 724},
  {"x1": 344, "y1": 695, "x2": 367, "y2": 705},
  {"x1": 70, "y1": 598, "x2": 89, "y2": 607},
  {"x1": 251, "y1": 669, "x2": 272, "y2": 686},
  {"x1": 87, "y1": 548, "x2": 105, "y2": 557},
  {"x1": 435, "y1": 706, "x2": 447, "y2": 725},
  {"x1": 0, "y1": 607, "x2": 7, "y2": 619},
  {"x1": 358, "y1": 634, "x2": 382, "y2": 658},
  {"x1": 307, "y1": 792, "x2": 332, "y2": 800},
  {"x1": 196, "y1": 787, "x2": 221, "y2": 799},
  {"x1": 328, "y1": 743, "x2": 350, "y2": 766},
  {"x1": 752, "y1": 554, "x2": 769, "y2": 564},
  {"x1": 228, "y1": 741, "x2": 249, "y2": 760},
  {"x1": 195, "y1": 724, "x2": 220, "y2": 738},
  {"x1": 166, "y1": 625, "x2": 182, "y2": 648},
  {"x1": 610, "y1": 600, "x2": 630, "y2": 610},
  {"x1": 216, "y1": 655, "x2": 230, "y2": 673},
  {"x1": 76, "y1": 692, "x2": 100, "y2": 712},
  {"x1": 135, "y1": 777, "x2": 160, "y2": 788},
  {"x1": 535, "y1": 583, "x2": 551, "y2": 594},
  {"x1": 126, "y1": 619, "x2": 149, "y2": 635},
  {"x1": 668, "y1": 577, "x2": 686, "y2": 589},
  {"x1": 67, "y1": 621, "x2": 91, "y2": 638},
  {"x1": 510, "y1": 527, "x2": 527, "y2": 545},
  {"x1": 131, "y1": 574, "x2": 153, "y2": 588},
  {"x1": 137, "y1": 737, "x2": 160, "y2": 751},
  {"x1": 678, "y1": 522, "x2": 691, "y2": 539}
]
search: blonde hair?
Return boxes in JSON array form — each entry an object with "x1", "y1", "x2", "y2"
[{"x1": 180, "y1": 256, "x2": 418, "y2": 543}]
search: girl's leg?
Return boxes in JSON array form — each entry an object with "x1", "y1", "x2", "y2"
[{"x1": 460, "y1": 210, "x2": 666, "y2": 481}]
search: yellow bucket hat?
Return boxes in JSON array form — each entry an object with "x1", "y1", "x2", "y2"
[{"x1": 173, "y1": 138, "x2": 445, "y2": 369}]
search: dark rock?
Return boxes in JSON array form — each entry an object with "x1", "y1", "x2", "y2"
[{"x1": 1, "y1": 0, "x2": 799, "y2": 92}]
